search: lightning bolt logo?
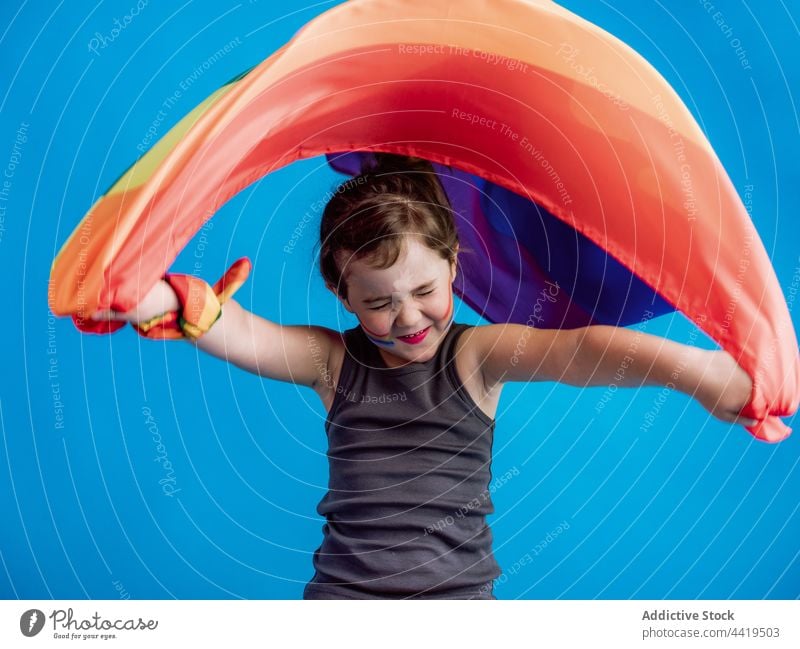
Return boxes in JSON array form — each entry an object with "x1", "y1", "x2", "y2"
[{"x1": 19, "y1": 609, "x2": 45, "y2": 637}]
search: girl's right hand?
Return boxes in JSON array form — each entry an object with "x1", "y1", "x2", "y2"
[
  {"x1": 90, "y1": 279, "x2": 180, "y2": 326},
  {"x1": 694, "y1": 349, "x2": 757, "y2": 427}
]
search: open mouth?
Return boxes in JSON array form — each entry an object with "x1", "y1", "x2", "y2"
[{"x1": 397, "y1": 326, "x2": 431, "y2": 344}]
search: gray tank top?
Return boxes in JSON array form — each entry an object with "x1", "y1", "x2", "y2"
[{"x1": 303, "y1": 322, "x2": 501, "y2": 599}]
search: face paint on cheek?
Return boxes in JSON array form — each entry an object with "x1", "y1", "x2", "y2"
[
  {"x1": 439, "y1": 290, "x2": 455, "y2": 330},
  {"x1": 356, "y1": 318, "x2": 395, "y2": 347}
]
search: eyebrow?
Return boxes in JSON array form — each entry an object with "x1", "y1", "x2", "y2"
[{"x1": 361, "y1": 280, "x2": 436, "y2": 304}]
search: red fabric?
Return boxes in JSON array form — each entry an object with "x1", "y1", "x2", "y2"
[{"x1": 50, "y1": 0, "x2": 798, "y2": 441}]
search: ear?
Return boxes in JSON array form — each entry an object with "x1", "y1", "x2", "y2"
[
  {"x1": 449, "y1": 248, "x2": 459, "y2": 283},
  {"x1": 326, "y1": 282, "x2": 354, "y2": 313}
]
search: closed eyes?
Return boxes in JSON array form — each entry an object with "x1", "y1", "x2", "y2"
[{"x1": 368, "y1": 289, "x2": 435, "y2": 311}]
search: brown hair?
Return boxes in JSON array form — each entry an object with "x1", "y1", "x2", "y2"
[{"x1": 318, "y1": 153, "x2": 463, "y2": 301}]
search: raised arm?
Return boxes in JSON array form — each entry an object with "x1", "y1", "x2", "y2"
[
  {"x1": 91, "y1": 279, "x2": 339, "y2": 390},
  {"x1": 192, "y1": 297, "x2": 340, "y2": 388},
  {"x1": 469, "y1": 323, "x2": 756, "y2": 426}
]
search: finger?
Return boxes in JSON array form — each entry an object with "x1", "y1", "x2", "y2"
[{"x1": 734, "y1": 417, "x2": 758, "y2": 427}]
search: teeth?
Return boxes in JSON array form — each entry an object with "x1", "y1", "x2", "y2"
[{"x1": 400, "y1": 327, "x2": 427, "y2": 338}]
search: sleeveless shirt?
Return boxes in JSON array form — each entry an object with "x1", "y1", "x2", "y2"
[{"x1": 303, "y1": 322, "x2": 502, "y2": 599}]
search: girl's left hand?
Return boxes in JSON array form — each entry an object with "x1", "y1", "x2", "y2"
[{"x1": 693, "y1": 349, "x2": 757, "y2": 427}]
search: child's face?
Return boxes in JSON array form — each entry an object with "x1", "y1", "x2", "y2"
[{"x1": 333, "y1": 237, "x2": 457, "y2": 365}]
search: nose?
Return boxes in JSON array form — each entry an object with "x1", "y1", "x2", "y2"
[{"x1": 393, "y1": 297, "x2": 422, "y2": 329}]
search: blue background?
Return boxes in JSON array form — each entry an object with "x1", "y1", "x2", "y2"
[{"x1": 1, "y1": 0, "x2": 798, "y2": 599}]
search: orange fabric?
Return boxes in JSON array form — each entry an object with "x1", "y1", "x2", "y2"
[{"x1": 49, "y1": 0, "x2": 799, "y2": 441}]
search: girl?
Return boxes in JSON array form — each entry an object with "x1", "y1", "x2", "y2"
[{"x1": 91, "y1": 153, "x2": 756, "y2": 600}]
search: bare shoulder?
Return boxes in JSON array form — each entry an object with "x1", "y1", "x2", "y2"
[
  {"x1": 323, "y1": 328, "x2": 347, "y2": 380},
  {"x1": 452, "y1": 324, "x2": 508, "y2": 420},
  {"x1": 457, "y1": 322, "x2": 578, "y2": 387},
  {"x1": 312, "y1": 327, "x2": 347, "y2": 413},
  {"x1": 453, "y1": 324, "x2": 518, "y2": 380}
]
